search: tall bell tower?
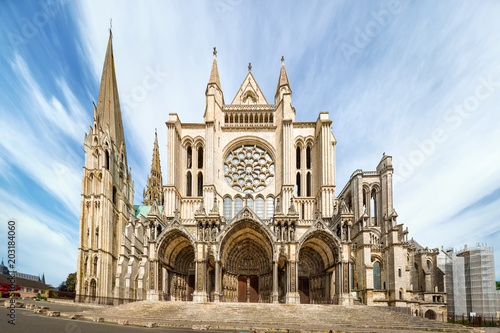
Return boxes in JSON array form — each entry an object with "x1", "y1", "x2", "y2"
[{"x1": 76, "y1": 30, "x2": 134, "y2": 304}]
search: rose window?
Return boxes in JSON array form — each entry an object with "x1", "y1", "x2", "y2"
[{"x1": 224, "y1": 144, "x2": 274, "y2": 193}]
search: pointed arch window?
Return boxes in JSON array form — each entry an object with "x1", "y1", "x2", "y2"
[
  {"x1": 186, "y1": 171, "x2": 192, "y2": 197},
  {"x1": 234, "y1": 197, "x2": 243, "y2": 216},
  {"x1": 197, "y1": 147, "x2": 203, "y2": 169},
  {"x1": 90, "y1": 279, "x2": 96, "y2": 298},
  {"x1": 187, "y1": 146, "x2": 192, "y2": 169},
  {"x1": 112, "y1": 186, "x2": 117, "y2": 205},
  {"x1": 246, "y1": 196, "x2": 254, "y2": 210},
  {"x1": 306, "y1": 146, "x2": 311, "y2": 169},
  {"x1": 197, "y1": 172, "x2": 203, "y2": 197},
  {"x1": 296, "y1": 146, "x2": 301, "y2": 169},
  {"x1": 296, "y1": 172, "x2": 301, "y2": 197},
  {"x1": 256, "y1": 196, "x2": 264, "y2": 219},
  {"x1": 371, "y1": 189, "x2": 377, "y2": 224},
  {"x1": 373, "y1": 261, "x2": 381, "y2": 290},
  {"x1": 105, "y1": 150, "x2": 110, "y2": 170},
  {"x1": 93, "y1": 257, "x2": 98, "y2": 276},
  {"x1": 306, "y1": 172, "x2": 312, "y2": 197},
  {"x1": 414, "y1": 263, "x2": 419, "y2": 290},
  {"x1": 266, "y1": 196, "x2": 274, "y2": 219},
  {"x1": 223, "y1": 197, "x2": 232, "y2": 220}
]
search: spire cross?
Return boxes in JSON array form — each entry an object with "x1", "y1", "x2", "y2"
[
  {"x1": 213, "y1": 47, "x2": 217, "y2": 57},
  {"x1": 109, "y1": 19, "x2": 112, "y2": 37},
  {"x1": 248, "y1": 62, "x2": 252, "y2": 72},
  {"x1": 281, "y1": 56, "x2": 284, "y2": 63}
]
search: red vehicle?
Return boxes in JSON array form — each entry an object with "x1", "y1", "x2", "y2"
[{"x1": 0, "y1": 283, "x2": 21, "y2": 298}]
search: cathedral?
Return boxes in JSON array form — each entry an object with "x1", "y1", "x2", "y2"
[{"x1": 75, "y1": 32, "x2": 447, "y2": 320}]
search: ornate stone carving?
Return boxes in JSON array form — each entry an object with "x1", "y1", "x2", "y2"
[
  {"x1": 210, "y1": 197, "x2": 219, "y2": 214},
  {"x1": 288, "y1": 198, "x2": 297, "y2": 215}
]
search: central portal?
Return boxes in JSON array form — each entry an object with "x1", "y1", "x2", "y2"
[
  {"x1": 237, "y1": 275, "x2": 259, "y2": 302},
  {"x1": 220, "y1": 218, "x2": 273, "y2": 302}
]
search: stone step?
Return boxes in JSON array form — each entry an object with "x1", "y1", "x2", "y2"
[{"x1": 83, "y1": 301, "x2": 475, "y2": 332}]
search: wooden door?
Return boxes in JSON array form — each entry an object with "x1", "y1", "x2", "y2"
[
  {"x1": 238, "y1": 275, "x2": 247, "y2": 302},
  {"x1": 188, "y1": 275, "x2": 195, "y2": 301},
  {"x1": 249, "y1": 275, "x2": 259, "y2": 303},
  {"x1": 298, "y1": 277, "x2": 309, "y2": 304}
]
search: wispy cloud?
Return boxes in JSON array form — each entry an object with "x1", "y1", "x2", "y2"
[{"x1": 0, "y1": 54, "x2": 84, "y2": 213}]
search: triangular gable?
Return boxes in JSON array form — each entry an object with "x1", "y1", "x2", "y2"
[
  {"x1": 231, "y1": 206, "x2": 262, "y2": 223},
  {"x1": 231, "y1": 72, "x2": 268, "y2": 105}
]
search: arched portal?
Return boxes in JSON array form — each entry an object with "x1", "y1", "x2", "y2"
[
  {"x1": 157, "y1": 230, "x2": 195, "y2": 301},
  {"x1": 298, "y1": 230, "x2": 339, "y2": 304},
  {"x1": 425, "y1": 309, "x2": 436, "y2": 320},
  {"x1": 220, "y1": 218, "x2": 273, "y2": 302}
]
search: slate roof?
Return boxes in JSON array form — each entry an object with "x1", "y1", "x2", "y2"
[{"x1": 0, "y1": 273, "x2": 52, "y2": 290}]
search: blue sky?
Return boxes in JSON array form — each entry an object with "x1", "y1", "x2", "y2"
[{"x1": 0, "y1": 0, "x2": 499, "y2": 286}]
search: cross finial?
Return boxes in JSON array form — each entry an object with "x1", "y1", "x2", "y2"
[
  {"x1": 155, "y1": 128, "x2": 157, "y2": 135},
  {"x1": 281, "y1": 56, "x2": 284, "y2": 63},
  {"x1": 248, "y1": 62, "x2": 252, "y2": 72},
  {"x1": 109, "y1": 19, "x2": 112, "y2": 37},
  {"x1": 213, "y1": 47, "x2": 217, "y2": 57}
]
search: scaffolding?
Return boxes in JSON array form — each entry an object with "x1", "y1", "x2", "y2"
[{"x1": 445, "y1": 245, "x2": 498, "y2": 317}]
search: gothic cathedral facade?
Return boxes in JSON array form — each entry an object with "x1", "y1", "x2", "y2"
[{"x1": 76, "y1": 33, "x2": 446, "y2": 320}]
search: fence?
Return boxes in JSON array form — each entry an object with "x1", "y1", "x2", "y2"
[
  {"x1": 49, "y1": 290, "x2": 76, "y2": 300},
  {"x1": 75, "y1": 294, "x2": 141, "y2": 305},
  {"x1": 448, "y1": 314, "x2": 499, "y2": 327}
]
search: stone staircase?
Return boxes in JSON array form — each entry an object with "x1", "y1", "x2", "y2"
[{"x1": 85, "y1": 301, "x2": 479, "y2": 332}]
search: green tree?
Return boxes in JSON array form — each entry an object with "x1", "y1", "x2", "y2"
[
  {"x1": 65, "y1": 272, "x2": 77, "y2": 292},
  {"x1": 496, "y1": 281, "x2": 499, "y2": 290}
]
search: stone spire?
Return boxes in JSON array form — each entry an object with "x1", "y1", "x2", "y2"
[
  {"x1": 276, "y1": 56, "x2": 291, "y2": 94},
  {"x1": 143, "y1": 130, "x2": 164, "y2": 205},
  {"x1": 208, "y1": 47, "x2": 221, "y2": 90},
  {"x1": 96, "y1": 30, "x2": 125, "y2": 148}
]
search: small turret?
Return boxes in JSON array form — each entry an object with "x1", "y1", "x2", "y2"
[
  {"x1": 205, "y1": 47, "x2": 224, "y2": 122},
  {"x1": 275, "y1": 56, "x2": 294, "y2": 121}
]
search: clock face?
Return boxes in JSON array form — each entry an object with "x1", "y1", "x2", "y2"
[{"x1": 224, "y1": 144, "x2": 274, "y2": 193}]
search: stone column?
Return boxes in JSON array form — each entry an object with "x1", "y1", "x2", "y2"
[
  {"x1": 193, "y1": 259, "x2": 207, "y2": 302},
  {"x1": 325, "y1": 273, "x2": 330, "y2": 301},
  {"x1": 272, "y1": 261, "x2": 278, "y2": 303},
  {"x1": 331, "y1": 269, "x2": 336, "y2": 300},
  {"x1": 163, "y1": 267, "x2": 169, "y2": 295},
  {"x1": 246, "y1": 276, "x2": 250, "y2": 302},
  {"x1": 147, "y1": 260, "x2": 161, "y2": 301},
  {"x1": 365, "y1": 190, "x2": 370, "y2": 218},
  {"x1": 214, "y1": 261, "x2": 220, "y2": 302},
  {"x1": 285, "y1": 260, "x2": 300, "y2": 304}
]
